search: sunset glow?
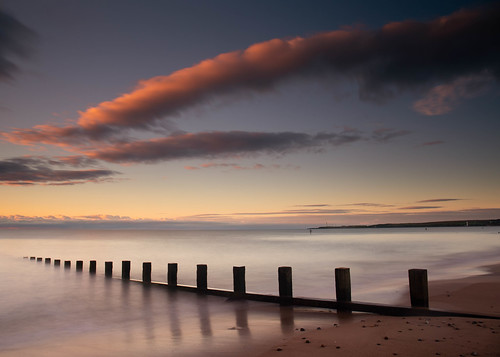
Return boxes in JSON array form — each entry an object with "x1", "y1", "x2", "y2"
[{"x1": 1, "y1": 1, "x2": 499, "y2": 228}]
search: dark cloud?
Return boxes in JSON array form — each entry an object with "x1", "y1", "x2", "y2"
[
  {"x1": 371, "y1": 128, "x2": 412, "y2": 142},
  {"x1": 184, "y1": 162, "x2": 296, "y2": 171},
  {"x1": 295, "y1": 204, "x2": 331, "y2": 208},
  {"x1": 417, "y1": 198, "x2": 462, "y2": 203},
  {"x1": 399, "y1": 206, "x2": 442, "y2": 210},
  {"x1": 86, "y1": 130, "x2": 364, "y2": 164},
  {"x1": 0, "y1": 8, "x2": 35, "y2": 82},
  {"x1": 346, "y1": 202, "x2": 396, "y2": 207},
  {"x1": 420, "y1": 140, "x2": 445, "y2": 147},
  {"x1": 84, "y1": 127, "x2": 407, "y2": 164},
  {"x1": 3, "y1": 3, "x2": 499, "y2": 146},
  {"x1": 191, "y1": 208, "x2": 353, "y2": 218},
  {"x1": 0, "y1": 156, "x2": 119, "y2": 185}
]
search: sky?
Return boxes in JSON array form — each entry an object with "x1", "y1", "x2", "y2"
[{"x1": 0, "y1": 0, "x2": 499, "y2": 229}]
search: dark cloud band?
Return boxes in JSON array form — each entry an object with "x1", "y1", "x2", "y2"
[{"x1": 0, "y1": 156, "x2": 119, "y2": 185}]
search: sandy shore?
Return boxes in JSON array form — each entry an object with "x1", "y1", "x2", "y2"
[{"x1": 259, "y1": 264, "x2": 500, "y2": 357}]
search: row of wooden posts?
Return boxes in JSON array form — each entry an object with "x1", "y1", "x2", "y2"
[{"x1": 28, "y1": 256, "x2": 429, "y2": 309}]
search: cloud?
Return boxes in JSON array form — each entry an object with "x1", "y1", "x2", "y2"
[
  {"x1": 420, "y1": 140, "x2": 445, "y2": 147},
  {"x1": 0, "y1": 156, "x2": 119, "y2": 185},
  {"x1": 0, "y1": 8, "x2": 35, "y2": 82},
  {"x1": 3, "y1": 3, "x2": 499, "y2": 146},
  {"x1": 84, "y1": 130, "x2": 364, "y2": 164},
  {"x1": 189, "y1": 208, "x2": 354, "y2": 217},
  {"x1": 295, "y1": 204, "x2": 331, "y2": 208},
  {"x1": 77, "y1": 127, "x2": 403, "y2": 165},
  {"x1": 413, "y1": 72, "x2": 495, "y2": 115},
  {"x1": 345, "y1": 202, "x2": 396, "y2": 208},
  {"x1": 417, "y1": 198, "x2": 462, "y2": 203},
  {"x1": 371, "y1": 128, "x2": 412, "y2": 142},
  {"x1": 399, "y1": 206, "x2": 442, "y2": 210},
  {"x1": 184, "y1": 162, "x2": 296, "y2": 171}
]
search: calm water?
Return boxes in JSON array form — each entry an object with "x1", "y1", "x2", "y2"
[{"x1": 1, "y1": 227, "x2": 499, "y2": 356}]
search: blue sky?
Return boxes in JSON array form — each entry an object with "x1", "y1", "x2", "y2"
[{"x1": 1, "y1": 0, "x2": 499, "y2": 228}]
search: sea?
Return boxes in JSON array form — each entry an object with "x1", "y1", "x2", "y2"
[{"x1": 0, "y1": 227, "x2": 499, "y2": 356}]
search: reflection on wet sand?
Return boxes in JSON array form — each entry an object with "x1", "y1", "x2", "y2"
[
  {"x1": 279, "y1": 306, "x2": 295, "y2": 334},
  {"x1": 196, "y1": 294, "x2": 213, "y2": 337},
  {"x1": 0, "y1": 257, "x2": 340, "y2": 357},
  {"x1": 115, "y1": 279, "x2": 335, "y2": 350}
]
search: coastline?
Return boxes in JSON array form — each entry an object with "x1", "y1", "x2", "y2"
[{"x1": 258, "y1": 264, "x2": 500, "y2": 357}]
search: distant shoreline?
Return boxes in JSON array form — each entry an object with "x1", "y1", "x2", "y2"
[{"x1": 309, "y1": 218, "x2": 500, "y2": 230}]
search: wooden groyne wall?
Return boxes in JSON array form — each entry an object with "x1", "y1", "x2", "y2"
[{"x1": 26, "y1": 256, "x2": 499, "y2": 319}]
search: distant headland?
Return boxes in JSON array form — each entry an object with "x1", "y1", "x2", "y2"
[{"x1": 309, "y1": 219, "x2": 500, "y2": 230}]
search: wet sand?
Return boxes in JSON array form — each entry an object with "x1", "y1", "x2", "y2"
[{"x1": 259, "y1": 264, "x2": 500, "y2": 357}]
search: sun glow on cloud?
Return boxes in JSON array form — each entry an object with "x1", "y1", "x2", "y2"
[{"x1": 2, "y1": 3, "x2": 500, "y2": 159}]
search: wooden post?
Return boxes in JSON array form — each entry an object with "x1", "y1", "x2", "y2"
[
  {"x1": 197, "y1": 264, "x2": 208, "y2": 291},
  {"x1": 278, "y1": 266, "x2": 293, "y2": 305},
  {"x1": 233, "y1": 266, "x2": 246, "y2": 296},
  {"x1": 105, "y1": 261, "x2": 113, "y2": 277},
  {"x1": 335, "y1": 267, "x2": 351, "y2": 302},
  {"x1": 45, "y1": 258, "x2": 51, "y2": 264},
  {"x1": 76, "y1": 260, "x2": 83, "y2": 271},
  {"x1": 37, "y1": 257, "x2": 42, "y2": 262},
  {"x1": 335, "y1": 267, "x2": 352, "y2": 313},
  {"x1": 408, "y1": 269, "x2": 429, "y2": 308},
  {"x1": 54, "y1": 259, "x2": 61, "y2": 266},
  {"x1": 89, "y1": 260, "x2": 96, "y2": 274},
  {"x1": 64, "y1": 260, "x2": 71, "y2": 269},
  {"x1": 122, "y1": 260, "x2": 131, "y2": 280},
  {"x1": 168, "y1": 263, "x2": 178, "y2": 286},
  {"x1": 143, "y1": 262, "x2": 152, "y2": 283},
  {"x1": 30, "y1": 257, "x2": 35, "y2": 260}
]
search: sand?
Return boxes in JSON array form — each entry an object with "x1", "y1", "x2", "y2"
[{"x1": 258, "y1": 264, "x2": 500, "y2": 357}]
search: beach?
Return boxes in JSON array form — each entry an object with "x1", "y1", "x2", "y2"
[
  {"x1": 1, "y1": 228, "x2": 500, "y2": 356},
  {"x1": 259, "y1": 264, "x2": 500, "y2": 357}
]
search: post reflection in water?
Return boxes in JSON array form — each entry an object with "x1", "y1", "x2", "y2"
[
  {"x1": 0, "y1": 257, "x2": 339, "y2": 357},
  {"x1": 232, "y1": 300, "x2": 250, "y2": 336},
  {"x1": 141, "y1": 284, "x2": 157, "y2": 343},
  {"x1": 279, "y1": 306, "x2": 295, "y2": 334},
  {"x1": 167, "y1": 289, "x2": 182, "y2": 340},
  {"x1": 196, "y1": 294, "x2": 213, "y2": 337},
  {"x1": 104, "y1": 276, "x2": 336, "y2": 354},
  {"x1": 120, "y1": 280, "x2": 134, "y2": 345}
]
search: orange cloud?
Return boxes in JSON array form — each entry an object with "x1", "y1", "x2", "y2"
[
  {"x1": 413, "y1": 73, "x2": 494, "y2": 115},
  {"x1": 2, "y1": 3, "x2": 499, "y2": 150}
]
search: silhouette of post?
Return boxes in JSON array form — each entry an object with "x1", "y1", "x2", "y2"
[
  {"x1": 409, "y1": 269, "x2": 429, "y2": 308},
  {"x1": 168, "y1": 263, "x2": 178, "y2": 286},
  {"x1": 75, "y1": 260, "x2": 83, "y2": 271},
  {"x1": 278, "y1": 266, "x2": 293, "y2": 305},
  {"x1": 54, "y1": 259, "x2": 61, "y2": 266},
  {"x1": 45, "y1": 258, "x2": 51, "y2": 264},
  {"x1": 37, "y1": 257, "x2": 42, "y2": 262},
  {"x1": 335, "y1": 267, "x2": 352, "y2": 312},
  {"x1": 89, "y1": 260, "x2": 96, "y2": 274},
  {"x1": 105, "y1": 261, "x2": 113, "y2": 277},
  {"x1": 64, "y1": 260, "x2": 71, "y2": 269},
  {"x1": 233, "y1": 266, "x2": 246, "y2": 296},
  {"x1": 197, "y1": 264, "x2": 208, "y2": 291},
  {"x1": 122, "y1": 261, "x2": 131, "y2": 280},
  {"x1": 143, "y1": 262, "x2": 151, "y2": 283},
  {"x1": 30, "y1": 257, "x2": 35, "y2": 260}
]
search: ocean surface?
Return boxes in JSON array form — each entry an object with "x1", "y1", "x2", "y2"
[{"x1": 1, "y1": 227, "x2": 499, "y2": 356}]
